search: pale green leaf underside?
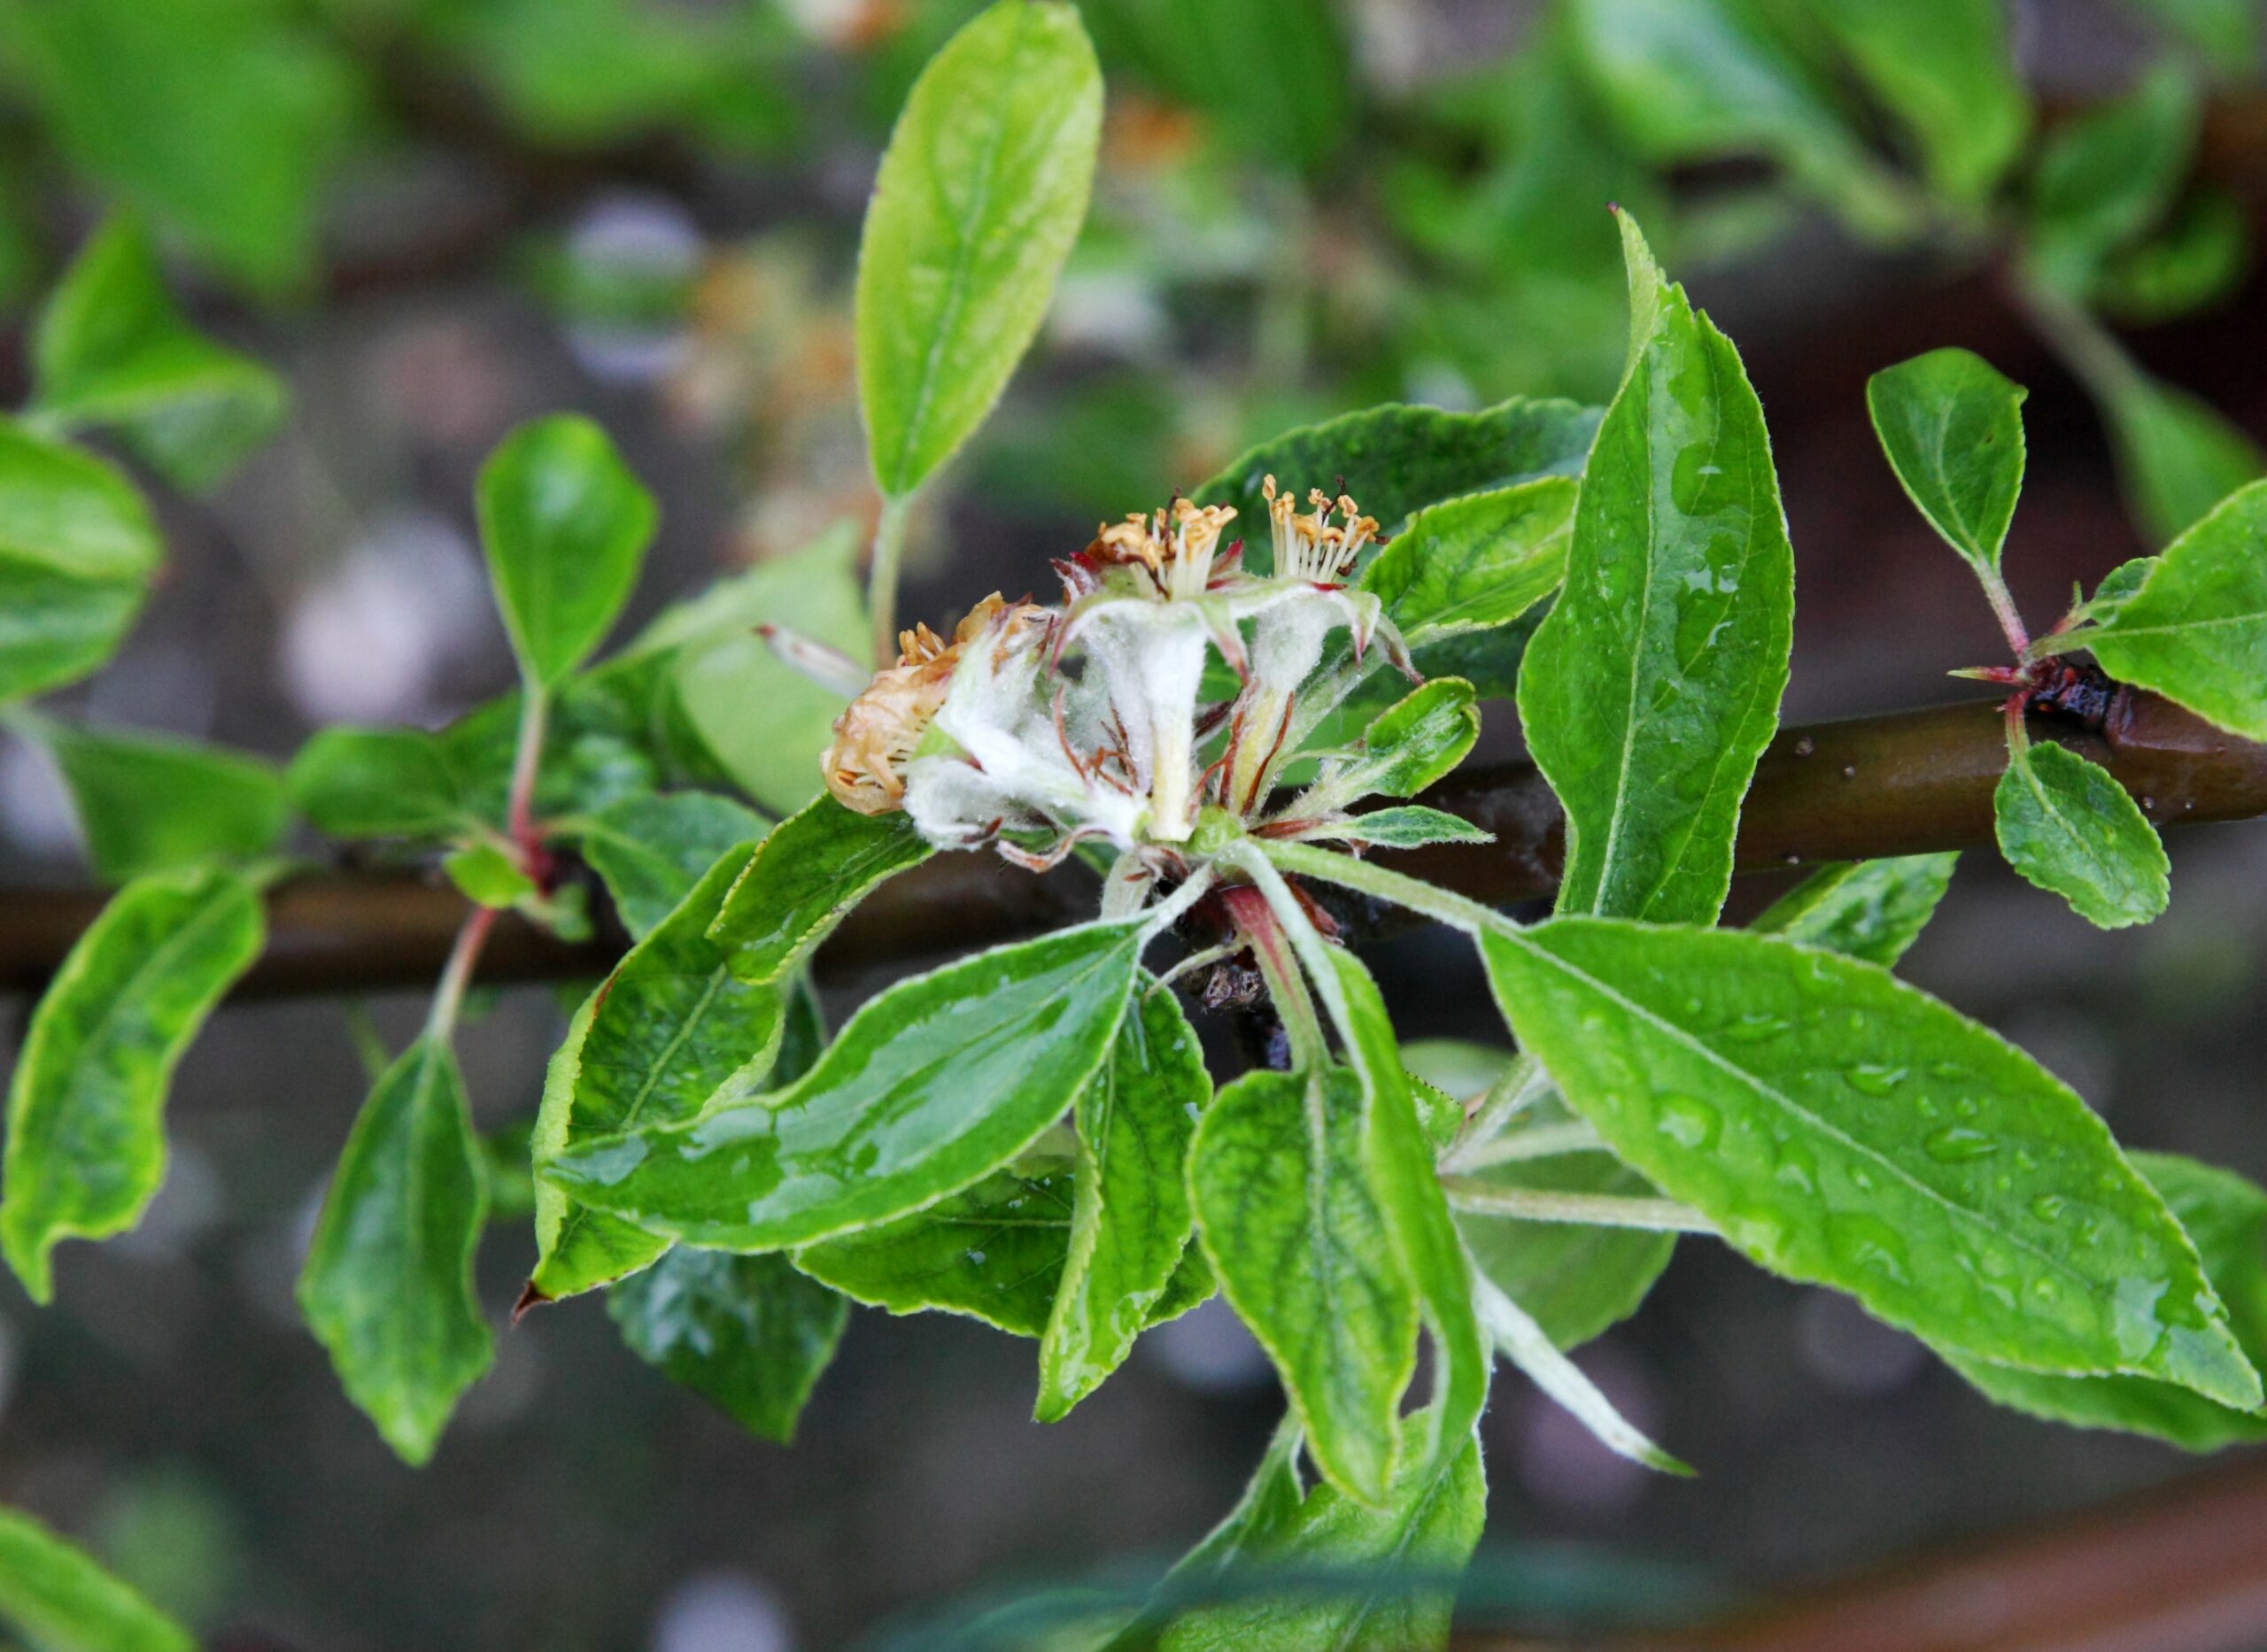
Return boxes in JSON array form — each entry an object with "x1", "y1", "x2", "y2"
[{"x1": 1, "y1": 866, "x2": 265, "y2": 1302}]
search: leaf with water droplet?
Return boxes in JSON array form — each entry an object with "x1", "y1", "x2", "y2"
[
  {"x1": 1481, "y1": 918, "x2": 2259, "y2": 1406},
  {"x1": 1519, "y1": 211, "x2": 1793, "y2": 924},
  {"x1": 1750, "y1": 853, "x2": 1958, "y2": 966},
  {"x1": 1946, "y1": 1153, "x2": 2267, "y2": 1449},
  {"x1": 1994, "y1": 741, "x2": 2168, "y2": 929}
]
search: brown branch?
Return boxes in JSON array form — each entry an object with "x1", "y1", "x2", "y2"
[{"x1": 2, "y1": 692, "x2": 2263, "y2": 1003}]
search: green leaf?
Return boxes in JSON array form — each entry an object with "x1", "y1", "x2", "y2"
[
  {"x1": 0, "y1": 1506, "x2": 194, "y2": 1652},
  {"x1": 607, "y1": 1249, "x2": 848, "y2": 1444},
  {"x1": 297, "y1": 1036, "x2": 494, "y2": 1464},
  {"x1": 671, "y1": 524, "x2": 868, "y2": 815},
  {"x1": 2124, "y1": 0, "x2": 2258, "y2": 73},
  {"x1": 1357, "y1": 478, "x2": 1576, "y2": 646},
  {"x1": 1, "y1": 867, "x2": 264, "y2": 1303},
  {"x1": 1458, "y1": 1150, "x2": 1675, "y2": 1354},
  {"x1": 1197, "y1": 398, "x2": 1601, "y2": 562},
  {"x1": 1036, "y1": 982, "x2": 1210, "y2": 1421},
  {"x1": 1334, "y1": 679, "x2": 1480, "y2": 802},
  {"x1": 1519, "y1": 212, "x2": 1794, "y2": 925},
  {"x1": 441, "y1": 842, "x2": 537, "y2": 910},
  {"x1": 1319, "y1": 807, "x2": 1493, "y2": 851},
  {"x1": 1157, "y1": 1423, "x2": 1485, "y2": 1652},
  {"x1": 30, "y1": 218, "x2": 287, "y2": 492},
  {"x1": 855, "y1": 0, "x2": 1103, "y2": 498},
  {"x1": 1188, "y1": 1067, "x2": 1415, "y2": 1506},
  {"x1": 1865, "y1": 349, "x2": 2027, "y2": 584},
  {"x1": 476, "y1": 415, "x2": 658, "y2": 691},
  {"x1": 573, "y1": 790, "x2": 769, "y2": 941},
  {"x1": 1474, "y1": 1270, "x2": 1687, "y2": 1474},
  {"x1": 1312, "y1": 946, "x2": 1490, "y2": 1459},
  {"x1": 1748, "y1": 853, "x2": 1959, "y2": 966},
  {"x1": 1567, "y1": 0, "x2": 1915, "y2": 239},
  {"x1": 0, "y1": 0, "x2": 360, "y2": 294},
  {"x1": 2093, "y1": 363, "x2": 2263, "y2": 545},
  {"x1": 530, "y1": 844, "x2": 778, "y2": 1301},
  {"x1": 38, "y1": 722, "x2": 287, "y2": 883},
  {"x1": 712, "y1": 795, "x2": 933, "y2": 985},
  {"x1": 544, "y1": 918, "x2": 1145, "y2": 1250},
  {"x1": 1948, "y1": 1153, "x2": 2267, "y2": 1450},
  {"x1": 793, "y1": 1160, "x2": 1076, "y2": 1336},
  {"x1": 2027, "y1": 63, "x2": 2200, "y2": 297},
  {"x1": 0, "y1": 419, "x2": 161, "y2": 704},
  {"x1": 1814, "y1": 0, "x2": 2029, "y2": 204},
  {"x1": 1994, "y1": 741, "x2": 2169, "y2": 929},
  {"x1": 1481, "y1": 917, "x2": 2260, "y2": 1406},
  {"x1": 284, "y1": 727, "x2": 474, "y2": 840},
  {"x1": 2093, "y1": 187, "x2": 2249, "y2": 324},
  {"x1": 2083, "y1": 480, "x2": 2267, "y2": 738}
]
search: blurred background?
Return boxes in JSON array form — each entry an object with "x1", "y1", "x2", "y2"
[{"x1": 4, "y1": 0, "x2": 2267, "y2": 1647}]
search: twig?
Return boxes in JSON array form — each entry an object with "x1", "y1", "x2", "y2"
[{"x1": 3, "y1": 692, "x2": 2263, "y2": 1002}]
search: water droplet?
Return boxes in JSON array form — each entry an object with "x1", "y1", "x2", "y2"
[
  {"x1": 1845, "y1": 1063, "x2": 1907, "y2": 1097},
  {"x1": 1925, "y1": 1125, "x2": 1998, "y2": 1163},
  {"x1": 1954, "y1": 1096, "x2": 1980, "y2": 1119},
  {"x1": 1724, "y1": 1011, "x2": 1790, "y2": 1045},
  {"x1": 1794, "y1": 737, "x2": 1815, "y2": 757},
  {"x1": 2031, "y1": 1193, "x2": 2065, "y2": 1222},
  {"x1": 1658, "y1": 1093, "x2": 1721, "y2": 1150},
  {"x1": 968, "y1": 1249, "x2": 987, "y2": 1265}
]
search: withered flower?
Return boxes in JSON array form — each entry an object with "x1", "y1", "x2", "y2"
[{"x1": 823, "y1": 593, "x2": 1012, "y2": 814}]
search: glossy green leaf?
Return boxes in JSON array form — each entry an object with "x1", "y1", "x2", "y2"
[
  {"x1": 1036, "y1": 982, "x2": 1210, "y2": 1421},
  {"x1": 574, "y1": 790, "x2": 769, "y2": 940},
  {"x1": 0, "y1": 0, "x2": 360, "y2": 293},
  {"x1": 476, "y1": 415, "x2": 658, "y2": 691},
  {"x1": 0, "y1": 420, "x2": 160, "y2": 704},
  {"x1": 712, "y1": 795, "x2": 933, "y2": 984},
  {"x1": 1311, "y1": 946, "x2": 1490, "y2": 1458},
  {"x1": 2083, "y1": 480, "x2": 2267, "y2": 739},
  {"x1": 298, "y1": 1036, "x2": 494, "y2": 1464},
  {"x1": 1, "y1": 867, "x2": 264, "y2": 1302},
  {"x1": 1748, "y1": 853, "x2": 1959, "y2": 966},
  {"x1": 30, "y1": 218, "x2": 286, "y2": 492},
  {"x1": 608, "y1": 1249, "x2": 848, "y2": 1443},
  {"x1": 1519, "y1": 212, "x2": 1794, "y2": 925},
  {"x1": 1481, "y1": 917, "x2": 2259, "y2": 1405},
  {"x1": 530, "y1": 844, "x2": 778, "y2": 1301},
  {"x1": 1319, "y1": 807, "x2": 1493, "y2": 851},
  {"x1": 1188, "y1": 1067, "x2": 1415, "y2": 1505},
  {"x1": 284, "y1": 727, "x2": 472, "y2": 840},
  {"x1": 1567, "y1": 0, "x2": 1914, "y2": 239},
  {"x1": 856, "y1": 0, "x2": 1103, "y2": 498},
  {"x1": 671, "y1": 524, "x2": 868, "y2": 815},
  {"x1": 39, "y1": 722, "x2": 288, "y2": 884},
  {"x1": 544, "y1": 918, "x2": 1145, "y2": 1250},
  {"x1": 1994, "y1": 742, "x2": 2169, "y2": 929},
  {"x1": 1949, "y1": 1153, "x2": 2267, "y2": 1449},
  {"x1": 0, "y1": 1506, "x2": 193, "y2": 1652},
  {"x1": 1157, "y1": 1423, "x2": 1485, "y2": 1652},
  {"x1": 1197, "y1": 398, "x2": 1600, "y2": 560},
  {"x1": 1332, "y1": 679, "x2": 1479, "y2": 803},
  {"x1": 1816, "y1": 0, "x2": 2028, "y2": 203},
  {"x1": 794, "y1": 1160, "x2": 1076, "y2": 1336},
  {"x1": 2027, "y1": 63, "x2": 2199, "y2": 297},
  {"x1": 1865, "y1": 349, "x2": 2027, "y2": 583},
  {"x1": 1358, "y1": 478, "x2": 1577, "y2": 645}
]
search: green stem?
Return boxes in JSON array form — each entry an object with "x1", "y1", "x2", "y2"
[
  {"x1": 1442, "y1": 1178, "x2": 1714, "y2": 1233},
  {"x1": 506, "y1": 686, "x2": 549, "y2": 852},
  {"x1": 1443, "y1": 1119, "x2": 1604, "y2": 1172},
  {"x1": 867, "y1": 493, "x2": 915, "y2": 668},
  {"x1": 1258, "y1": 837, "x2": 1506, "y2": 936},
  {"x1": 424, "y1": 903, "x2": 499, "y2": 1043}
]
